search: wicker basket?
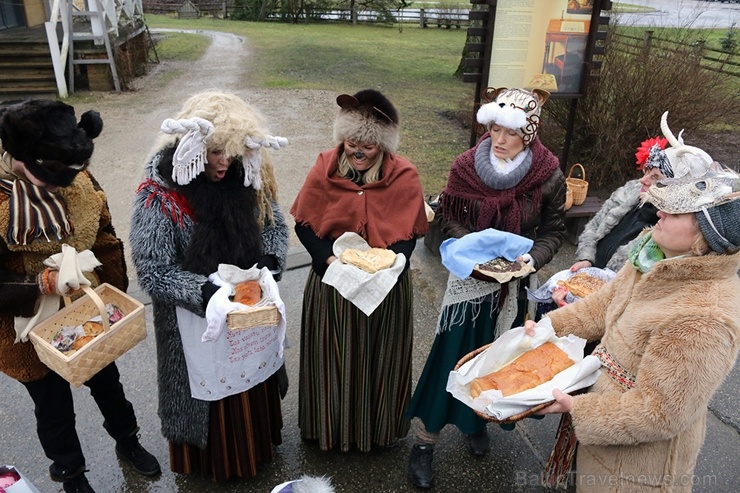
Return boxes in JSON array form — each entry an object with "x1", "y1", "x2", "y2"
[
  {"x1": 566, "y1": 163, "x2": 588, "y2": 206},
  {"x1": 564, "y1": 187, "x2": 573, "y2": 211},
  {"x1": 454, "y1": 343, "x2": 553, "y2": 424},
  {"x1": 227, "y1": 304, "x2": 280, "y2": 331},
  {"x1": 28, "y1": 283, "x2": 146, "y2": 387}
]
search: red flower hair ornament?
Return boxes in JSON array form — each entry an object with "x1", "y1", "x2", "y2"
[{"x1": 635, "y1": 136, "x2": 668, "y2": 169}]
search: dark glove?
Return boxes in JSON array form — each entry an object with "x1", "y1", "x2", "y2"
[
  {"x1": 276, "y1": 363, "x2": 289, "y2": 399},
  {"x1": 256, "y1": 254, "x2": 278, "y2": 272},
  {"x1": 200, "y1": 280, "x2": 220, "y2": 312}
]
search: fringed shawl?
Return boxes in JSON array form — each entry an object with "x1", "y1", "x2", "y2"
[
  {"x1": 439, "y1": 135, "x2": 559, "y2": 233},
  {"x1": 291, "y1": 146, "x2": 429, "y2": 247}
]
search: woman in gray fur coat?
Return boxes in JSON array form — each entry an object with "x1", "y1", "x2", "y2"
[
  {"x1": 129, "y1": 91, "x2": 289, "y2": 483},
  {"x1": 552, "y1": 119, "x2": 715, "y2": 308}
]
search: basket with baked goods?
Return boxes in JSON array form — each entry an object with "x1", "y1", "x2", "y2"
[
  {"x1": 226, "y1": 279, "x2": 280, "y2": 330},
  {"x1": 526, "y1": 267, "x2": 616, "y2": 305},
  {"x1": 446, "y1": 320, "x2": 601, "y2": 423},
  {"x1": 28, "y1": 283, "x2": 146, "y2": 387}
]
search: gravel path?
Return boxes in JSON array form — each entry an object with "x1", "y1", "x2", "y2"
[{"x1": 82, "y1": 29, "x2": 337, "y2": 275}]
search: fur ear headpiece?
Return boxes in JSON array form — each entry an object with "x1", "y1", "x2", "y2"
[
  {"x1": 332, "y1": 89, "x2": 400, "y2": 153},
  {"x1": 0, "y1": 99, "x2": 102, "y2": 187},
  {"x1": 160, "y1": 91, "x2": 288, "y2": 187},
  {"x1": 476, "y1": 87, "x2": 549, "y2": 147}
]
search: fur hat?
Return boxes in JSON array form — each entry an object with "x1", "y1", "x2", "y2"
[
  {"x1": 271, "y1": 475, "x2": 335, "y2": 493},
  {"x1": 475, "y1": 88, "x2": 549, "y2": 147},
  {"x1": 333, "y1": 89, "x2": 400, "y2": 153},
  {"x1": 0, "y1": 99, "x2": 103, "y2": 187},
  {"x1": 643, "y1": 112, "x2": 714, "y2": 179}
]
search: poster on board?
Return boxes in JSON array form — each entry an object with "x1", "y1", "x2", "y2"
[{"x1": 487, "y1": 0, "x2": 593, "y2": 95}]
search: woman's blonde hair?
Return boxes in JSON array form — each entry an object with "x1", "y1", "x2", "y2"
[
  {"x1": 337, "y1": 149, "x2": 384, "y2": 184},
  {"x1": 158, "y1": 90, "x2": 279, "y2": 225}
]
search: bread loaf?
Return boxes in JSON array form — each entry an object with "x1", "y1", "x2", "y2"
[
  {"x1": 340, "y1": 248, "x2": 397, "y2": 274},
  {"x1": 234, "y1": 280, "x2": 261, "y2": 306},
  {"x1": 469, "y1": 342, "x2": 574, "y2": 398}
]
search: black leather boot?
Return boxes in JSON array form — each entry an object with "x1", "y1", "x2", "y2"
[
  {"x1": 115, "y1": 433, "x2": 162, "y2": 476},
  {"x1": 408, "y1": 443, "x2": 434, "y2": 489},
  {"x1": 63, "y1": 474, "x2": 96, "y2": 493},
  {"x1": 466, "y1": 427, "x2": 490, "y2": 456}
]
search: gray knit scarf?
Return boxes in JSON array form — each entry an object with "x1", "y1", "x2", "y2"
[{"x1": 474, "y1": 138, "x2": 532, "y2": 191}]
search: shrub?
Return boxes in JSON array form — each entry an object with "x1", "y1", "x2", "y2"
[{"x1": 540, "y1": 21, "x2": 740, "y2": 189}]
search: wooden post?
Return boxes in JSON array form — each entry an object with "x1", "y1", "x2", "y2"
[
  {"x1": 222, "y1": 1, "x2": 227, "y2": 19},
  {"x1": 642, "y1": 30, "x2": 653, "y2": 59},
  {"x1": 419, "y1": 8, "x2": 425, "y2": 29}
]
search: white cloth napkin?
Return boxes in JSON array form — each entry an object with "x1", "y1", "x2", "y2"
[
  {"x1": 203, "y1": 264, "x2": 287, "y2": 356},
  {"x1": 446, "y1": 319, "x2": 602, "y2": 420},
  {"x1": 321, "y1": 232, "x2": 406, "y2": 316},
  {"x1": 14, "y1": 244, "x2": 101, "y2": 342}
]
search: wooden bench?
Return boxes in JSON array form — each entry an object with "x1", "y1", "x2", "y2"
[{"x1": 564, "y1": 195, "x2": 604, "y2": 245}]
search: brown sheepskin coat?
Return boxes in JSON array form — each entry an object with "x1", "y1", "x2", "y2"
[
  {"x1": 0, "y1": 171, "x2": 127, "y2": 382},
  {"x1": 548, "y1": 250, "x2": 740, "y2": 493}
]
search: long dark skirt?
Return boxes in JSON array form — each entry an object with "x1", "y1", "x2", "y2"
[
  {"x1": 298, "y1": 268, "x2": 414, "y2": 452},
  {"x1": 169, "y1": 375, "x2": 282, "y2": 483},
  {"x1": 406, "y1": 298, "x2": 525, "y2": 435}
]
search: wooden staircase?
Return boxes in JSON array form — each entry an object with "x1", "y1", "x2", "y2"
[{"x1": 0, "y1": 29, "x2": 58, "y2": 100}]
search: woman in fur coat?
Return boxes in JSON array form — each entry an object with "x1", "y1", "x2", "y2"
[
  {"x1": 0, "y1": 100, "x2": 159, "y2": 493},
  {"x1": 130, "y1": 91, "x2": 289, "y2": 483},
  {"x1": 528, "y1": 166, "x2": 740, "y2": 493},
  {"x1": 406, "y1": 88, "x2": 566, "y2": 489}
]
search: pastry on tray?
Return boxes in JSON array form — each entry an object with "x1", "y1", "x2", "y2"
[
  {"x1": 557, "y1": 272, "x2": 606, "y2": 298},
  {"x1": 340, "y1": 248, "x2": 397, "y2": 274},
  {"x1": 472, "y1": 256, "x2": 535, "y2": 282},
  {"x1": 470, "y1": 342, "x2": 574, "y2": 398}
]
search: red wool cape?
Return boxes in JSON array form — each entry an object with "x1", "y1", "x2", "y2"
[{"x1": 290, "y1": 147, "x2": 429, "y2": 248}]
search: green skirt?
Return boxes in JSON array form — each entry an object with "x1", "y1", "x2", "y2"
[{"x1": 406, "y1": 298, "x2": 524, "y2": 435}]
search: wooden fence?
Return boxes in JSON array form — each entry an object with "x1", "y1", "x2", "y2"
[
  {"x1": 143, "y1": 2, "x2": 471, "y2": 28},
  {"x1": 610, "y1": 31, "x2": 740, "y2": 78}
]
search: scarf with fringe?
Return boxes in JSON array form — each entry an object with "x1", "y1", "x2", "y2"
[
  {"x1": 0, "y1": 178, "x2": 72, "y2": 245},
  {"x1": 439, "y1": 135, "x2": 559, "y2": 234}
]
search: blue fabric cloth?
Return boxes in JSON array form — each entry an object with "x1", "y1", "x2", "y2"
[{"x1": 440, "y1": 228, "x2": 534, "y2": 279}]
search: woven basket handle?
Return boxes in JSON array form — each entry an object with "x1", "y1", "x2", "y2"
[
  {"x1": 62, "y1": 285, "x2": 110, "y2": 332},
  {"x1": 568, "y1": 163, "x2": 586, "y2": 181}
]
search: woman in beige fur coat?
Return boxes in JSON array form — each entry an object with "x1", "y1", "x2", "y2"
[{"x1": 526, "y1": 167, "x2": 740, "y2": 493}]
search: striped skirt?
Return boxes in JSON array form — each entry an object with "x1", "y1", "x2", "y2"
[
  {"x1": 298, "y1": 268, "x2": 414, "y2": 452},
  {"x1": 169, "y1": 375, "x2": 282, "y2": 483}
]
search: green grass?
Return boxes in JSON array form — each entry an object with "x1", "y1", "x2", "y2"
[
  {"x1": 151, "y1": 30, "x2": 212, "y2": 61},
  {"x1": 144, "y1": 15, "x2": 472, "y2": 194},
  {"x1": 611, "y1": 2, "x2": 656, "y2": 14}
]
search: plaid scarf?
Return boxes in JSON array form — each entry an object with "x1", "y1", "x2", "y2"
[{"x1": 0, "y1": 178, "x2": 73, "y2": 245}]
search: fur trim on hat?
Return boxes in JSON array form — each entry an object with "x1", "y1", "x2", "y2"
[
  {"x1": 332, "y1": 89, "x2": 400, "y2": 153},
  {"x1": 0, "y1": 99, "x2": 102, "y2": 187},
  {"x1": 476, "y1": 88, "x2": 549, "y2": 147},
  {"x1": 271, "y1": 475, "x2": 335, "y2": 493}
]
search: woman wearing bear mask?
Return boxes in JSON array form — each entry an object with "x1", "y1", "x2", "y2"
[{"x1": 0, "y1": 99, "x2": 160, "y2": 493}]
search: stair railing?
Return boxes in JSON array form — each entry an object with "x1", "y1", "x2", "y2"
[{"x1": 44, "y1": 0, "x2": 70, "y2": 97}]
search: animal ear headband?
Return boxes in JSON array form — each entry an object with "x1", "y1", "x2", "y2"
[{"x1": 161, "y1": 117, "x2": 288, "y2": 187}]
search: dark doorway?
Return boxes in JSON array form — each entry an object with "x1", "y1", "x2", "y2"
[{"x1": 1, "y1": 0, "x2": 27, "y2": 30}]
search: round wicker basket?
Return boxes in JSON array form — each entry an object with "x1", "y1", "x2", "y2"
[{"x1": 454, "y1": 343, "x2": 553, "y2": 423}]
